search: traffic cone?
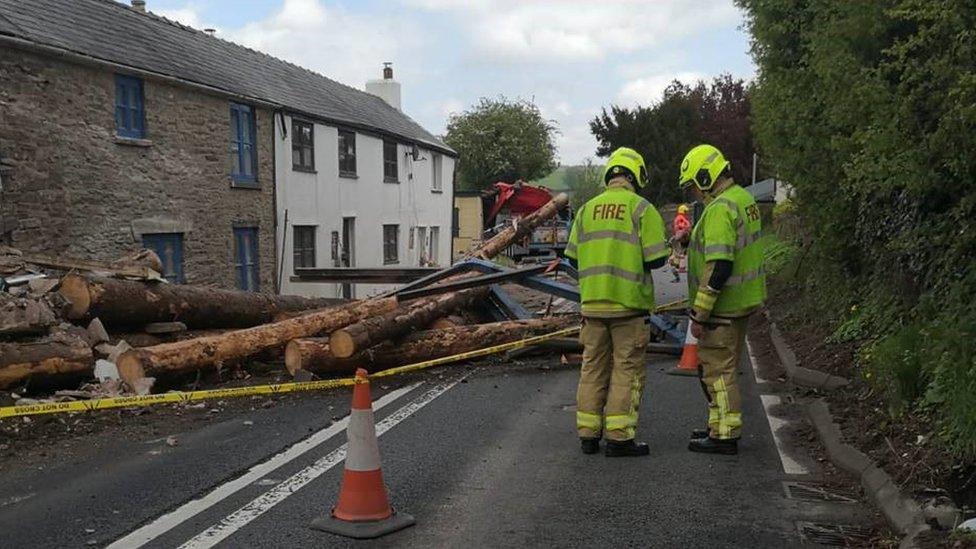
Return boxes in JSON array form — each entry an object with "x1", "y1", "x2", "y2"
[
  {"x1": 667, "y1": 322, "x2": 699, "y2": 377},
  {"x1": 310, "y1": 368, "x2": 415, "y2": 539}
]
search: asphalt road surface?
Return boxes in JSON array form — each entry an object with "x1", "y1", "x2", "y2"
[{"x1": 0, "y1": 272, "x2": 874, "y2": 548}]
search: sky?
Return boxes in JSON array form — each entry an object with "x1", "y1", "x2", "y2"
[{"x1": 146, "y1": 0, "x2": 755, "y2": 165}]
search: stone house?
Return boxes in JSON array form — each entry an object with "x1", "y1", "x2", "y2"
[{"x1": 0, "y1": 0, "x2": 455, "y2": 293}]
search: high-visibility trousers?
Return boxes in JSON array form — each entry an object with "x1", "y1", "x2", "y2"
[
  {"x1": 698, "y1": 316, "x2": 749, "y2": 440},
  {"x1": 576, "y1": 315, "x2": 649, "y2": 441}
]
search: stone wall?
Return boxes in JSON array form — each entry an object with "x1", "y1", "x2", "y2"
[{"x1": 0, "y1": 47, "x2": 275, "y2": 290}]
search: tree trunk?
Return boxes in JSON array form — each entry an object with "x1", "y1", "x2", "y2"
[
  {"x1": 328, "y1": 288, "x2": 486, "y2": 358},
  {"x1": 471, "y1": 193, "x2": 569, "y2": 260},
  {"x1": 285, "y1": 317, "x2": 576, "y2": 375},
  {"x1": 59, "y1": 274, "x2": 344, "y2": 328},
  {"x1": 115, "y1": 297, "x2": 398, "y2": 385},
  {"x1": 0, "y1": 335, "x2": 94, "y2": 389}
]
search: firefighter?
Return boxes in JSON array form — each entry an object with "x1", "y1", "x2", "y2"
[
  {"x1": 669, "y1": 204, "x2": 692, "y2": 282},
  {"x1": 678, "y1": 144, "x2": 766, "y2": 455},
  {"x1": 565, "y1": 147, "x2": 669, "y2": 457}
]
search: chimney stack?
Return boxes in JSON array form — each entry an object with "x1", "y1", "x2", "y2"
[
  {"x1": 131, "y1": 0, "x2": 146, "y2": 12},
  {"x1": 365, "y1": 62, "x2": 402, "y2": 111},
  {"x1": 204, "y1": 28, "x2": 216, "y2": 36}
]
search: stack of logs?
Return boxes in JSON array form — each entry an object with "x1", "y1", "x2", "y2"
[{"x1": 0, "y1": 193, "x2": 572, "y2": 393}]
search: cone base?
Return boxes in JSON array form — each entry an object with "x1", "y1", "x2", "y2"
[
  {"x1": 667, "y1": 367, "x2": 699, "y2": 377},
  {"x1": 310, "y1": 510, "x2": 415, "y2": 539}
]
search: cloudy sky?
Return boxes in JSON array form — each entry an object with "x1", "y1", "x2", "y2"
[{"x1": 148, "y1": 0, "x2": 755, "y2": 165}]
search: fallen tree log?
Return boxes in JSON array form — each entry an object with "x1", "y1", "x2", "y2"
[
  {"x1": 0, "y1": 334, "x2": 94, "y2": 389},
  {"x1": 328, "y1": 288, "x2": 486, "y2": 358},
  {"x1": 59, "y1": 274, "x2": 344, "y2": 328},
  {"x1": 115, "y1": 297, "x2": 398, "y2": 385},
  {"x1": 471, "y1": 193, "x2": 569, "y2": 260},
  {"x1": 285, "y1": 317, "x2": 576, "y2": 375}
]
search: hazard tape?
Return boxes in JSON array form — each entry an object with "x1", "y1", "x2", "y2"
[{"x1": 0, "y1": 326, "x2": 581, "y2": 420}]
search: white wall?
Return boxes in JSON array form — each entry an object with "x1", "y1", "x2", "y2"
[{"x1": 275, "y1": 114, "x2": 455, "y2": 298}]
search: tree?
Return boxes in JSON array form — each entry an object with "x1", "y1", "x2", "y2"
[
  {"x1": 589, "y1": 75, "x2": 757, "y2": 204},
  {"x1": 445, "y1": 97, "x2": 559, "y2": 191},
  {"x1": 564, "y1": 159, "x2": 603, "y2": 212}
]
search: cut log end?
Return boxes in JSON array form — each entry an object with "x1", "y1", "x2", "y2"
[
  {"x1": 59, "y1": 274, "x2": 92, "y2": 320},
  {"x1": 116, "y1": 350, "x2": 146, "y2": 387},
  {"x1": 284, "y1": 340, "x2": 303, "y2": 376},
  {"x1": 328, "y1": 330, "x2": 355, "y2": 359}
]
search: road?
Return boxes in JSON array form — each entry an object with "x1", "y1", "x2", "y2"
[{"x1": 0, "y1": 272, "x2": 875, "y2": 548}]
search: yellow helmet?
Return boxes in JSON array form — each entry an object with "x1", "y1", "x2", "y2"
[
  {"x1": 678, "y1": 144, "x2": 730, "y2": 192},
  {"x1": 603, "y1": 147, "x2": 649, "y2": 188},
  {"x1": 677, "y1": 204, "x2": 690, "y2": 214}
]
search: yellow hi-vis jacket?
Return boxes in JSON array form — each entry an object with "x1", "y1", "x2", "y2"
[
  {"x1": 688, "y1": 184, "x2": 767, "y2": 316},
  {"x1": 565, "y1": 185, "x2": 668, "y2": 313}
]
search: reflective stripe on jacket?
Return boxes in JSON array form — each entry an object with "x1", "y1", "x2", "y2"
[
  {"x1": 566, "y1": 186, "x2": 668, "y2": 312},
  {"x1": 687, "y1": 185, "x2": 766, "y2": 315}
]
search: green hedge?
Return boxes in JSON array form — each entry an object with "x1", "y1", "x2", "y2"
[{"x1": 738, "y1": 0, "x2": 976, "y2": 457}]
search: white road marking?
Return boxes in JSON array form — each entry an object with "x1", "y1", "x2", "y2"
[
  {"x1": 107, "y1": 382, "x2": 422, "y2": 549},
  {"x1": 760, "y1": 394, "x2": 810, "y2": 475},
  {"x1": 747, "y1": 338, "x2": 767, "y2": 385},
  {"x1": 177, "y1": 376, "x2": 466, "y2": 549}
]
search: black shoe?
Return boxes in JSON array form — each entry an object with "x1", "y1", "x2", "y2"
[
  {"x1": 605, "y1": 439, "x2": 650, "y2": 457},
  {"x1": 691, "y1": 428, "x2": 709, "y2": 439},
  {"x1": 688, "y1": 437, "x2": 738, "y2": 455},
  {"x1": 580, "y1": 438, "x2": 600, "y2": 455}
]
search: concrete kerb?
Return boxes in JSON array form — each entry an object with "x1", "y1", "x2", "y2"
[
  {"x1": 767, "y1": 319, "x2": 850, "y2": 390},
  {"x1": 807, "y1": 399, "x2": 929, "y2": 546}
]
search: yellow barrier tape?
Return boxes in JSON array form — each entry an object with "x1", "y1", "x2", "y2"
[
  {"x1": 0, "y1": 325, "x2": 581, "y2": 420},
  {"x1": 654, "y1": 298, "x2": 688, "y2": 313},
  {"x1": 372, "y1": 326, "x2": 581, "y2": 378}
]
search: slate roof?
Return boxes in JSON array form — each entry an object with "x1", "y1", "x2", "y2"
[{"x1": 0, "y1": 0, "x2": 454, "y2": 155}]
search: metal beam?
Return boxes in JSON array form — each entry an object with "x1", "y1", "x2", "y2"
[
  {"x1": 488, "y1": 285, "x2": 533, "y2": 320},
  {"x1": 395, "y1": 264, "x2": 548, "y2": 301},
  {"x1": 290, "y1": 267, "x2": 440, "y2": 284}
]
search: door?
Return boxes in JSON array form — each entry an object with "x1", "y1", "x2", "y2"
[
  {"x1": 341, "y1": 217, "x2": 355, "y2": 299},
  {"x1": 234, "y1": 227, "x2": 260, "y2": 291},
  {"x1": 142, "y1": 233, "x2": 184, "y2": 283}
]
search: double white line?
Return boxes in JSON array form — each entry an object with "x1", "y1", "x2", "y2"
[{"x1": 111, "y1": 377, "x2": 463, "y2": 548}]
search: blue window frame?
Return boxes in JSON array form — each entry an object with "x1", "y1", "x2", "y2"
[
  {"x1": 142, "y1": 233, "x2": 184, "y2": 283},
  {"x1": 115, "y1": 74, "x2": 145, "y2": 139},
  {"x1": 230, "y1": 103, "x2": 257, "y2": 186},
  {"x1": 234, "y1": 227, "x2": 260, "y2": 291}
]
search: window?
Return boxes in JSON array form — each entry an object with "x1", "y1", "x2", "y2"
[
  {"x1": 292, "y1": 120, "x2": 314, "y2": 172},
  {"x1": 383, "y1": 140, "x2": 398, "y2": 183},
  {"x1": 431, "y1": 153, "x2": 443, "y2": 192},
  {"x1": 142, "y1": 233, "x2": 183, "y2": 283},
  {"x1": 293, "y1": 226, "x2": 316, "y2": 270},
  {"x1": 415, "y1": 226, "x2": 427, "y2": 265},
  {"x1": 382, "y1": 224, "x2": 399, "y2": 264},
  {"x1": 115, "y1": 74, "x2": 145, "y2": 139},
  {"x1": 233, "y1": 227, "x2": 260, "y2": 291},
  {"x1": 338, "y1": 130, "x2": 356, "y2": 177},
  {"x1": 429, "y1": 226, "x2": 440, "y2": 265},
  {"x1": 230, "y1": 103, "x2": 257, "y2": 186}
]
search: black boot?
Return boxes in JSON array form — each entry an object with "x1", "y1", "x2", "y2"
[
  {"x1": 605, "y1": 439, "x2": 650, "y2": 457},
  {"x1": 691, "y1": 427, "x2": 709, "y2": 439},
  {"x1": 580, "y1": 437, "x2": 600, "y2": 455},
  {"x1": 688, "y1": 437, "x2": 738, "y2": 455}
]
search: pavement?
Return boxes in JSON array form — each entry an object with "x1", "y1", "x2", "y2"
[{"x1": 0, "y1": 272, "x2": 876, "y2": 548}]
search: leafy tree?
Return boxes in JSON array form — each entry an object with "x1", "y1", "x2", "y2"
[
  {"x1": 445, "y1": 97, "x2": 559, "y2": 191},
  {"x1": 564, "y1": 159, "x2": 603, "y2": 212},
  {"x1": 589, "y1": 75, "x2": 758, "y2": 205}
]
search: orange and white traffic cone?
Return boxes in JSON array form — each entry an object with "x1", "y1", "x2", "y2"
[
  {"x1": 310, "y1": 368, "x2": 415, "y2": 539},
  {"x1": 667, "y1": 322, "x2": 699, "y2": 377}
]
